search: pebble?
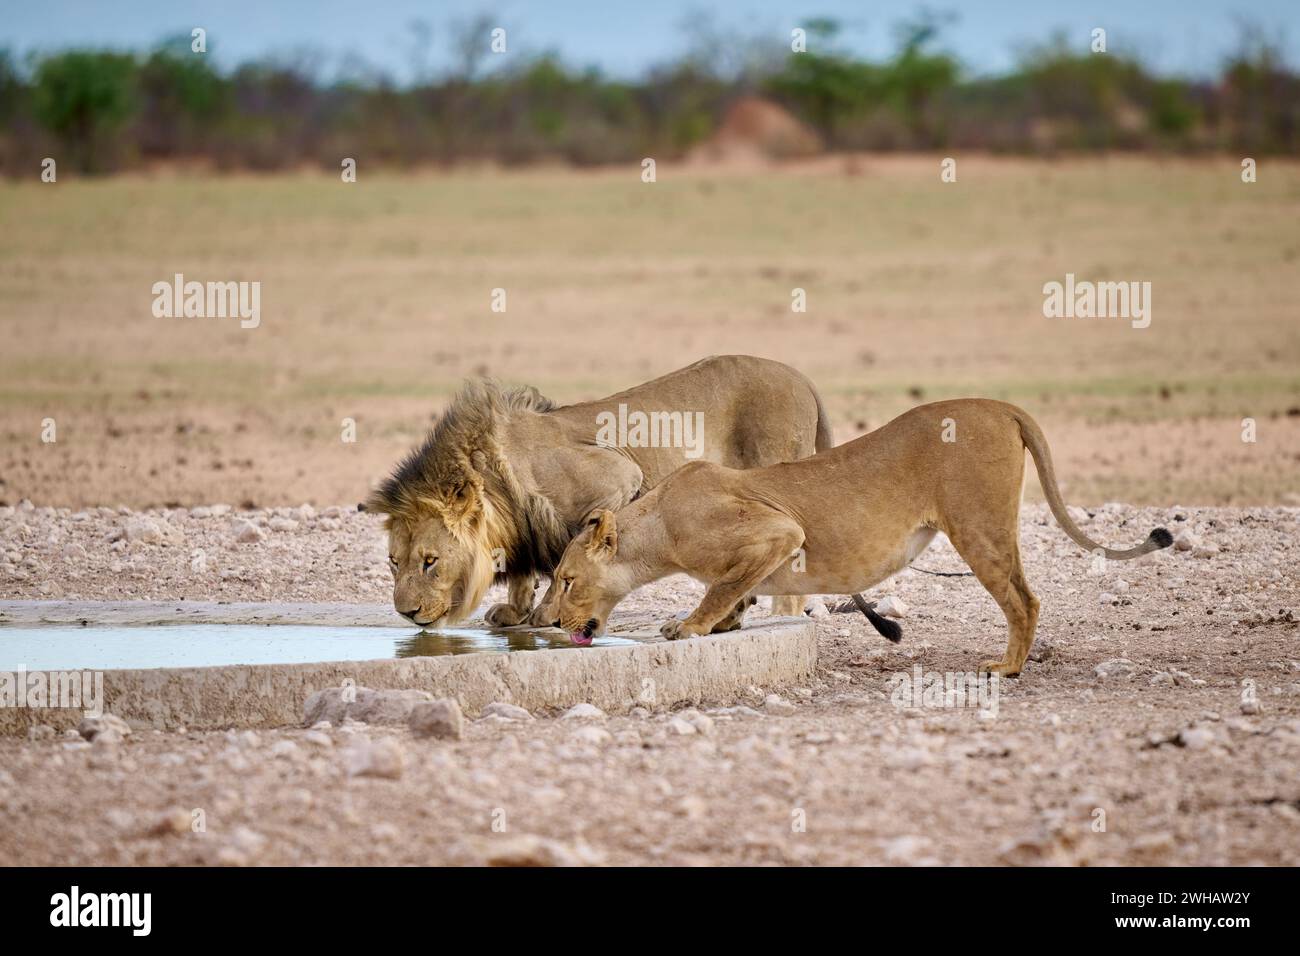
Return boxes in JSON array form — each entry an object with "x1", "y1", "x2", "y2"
[
  {"x1": 304, "y1": 686, "x2": 433, "y2": 726},
  {"x1": 1177, "y1": 726, "x2": 1217, "y2": 751},
  {"x1": 1094, "y1": 658, "x2": 1136, "y2": 679},
  {"x1": 763, "y1": 694, "x2": 796, "y2": 716},
  {"x1": 78, "y1": 714, "x2": 132, "y2": 741},
  {"x1": 477, "y1": 835, "x2": 603, "y2": 867},
  {"x1": 233, "y1": 520, "x2": 265, "y2": 543},
  {"x1": 124, "y1": 517, "x2": 166, "y2": 544},
  {"x1": 875, "y1": 595, "x2": 908, "y2": 618},
  {"x1": 344, "y1": 736, "x2": 406, "y2": 780},
  {"x1": 570, "y1": 725, "x2": 612, "y2": 746},
  {"x1": 408, "y1": 699, "x2": 464, "y2": 740},
  {"x1": 666, "y1": 717, "x2": 697, "y2": 736},
  {"x1": 480, "y1": 702, "x2": 532, "y2": 721},
  {"x1": 560, "y1": 703, "x2": 606, "y2": 721}
]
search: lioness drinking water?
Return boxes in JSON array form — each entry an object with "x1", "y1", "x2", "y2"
[{"x1": 540, "y1": 399, "x2": 1173, "y2": 676}]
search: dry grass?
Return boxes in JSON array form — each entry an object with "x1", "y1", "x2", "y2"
[{"x1": 1, "y1": 155, "x2": 1297, "y2": 507}]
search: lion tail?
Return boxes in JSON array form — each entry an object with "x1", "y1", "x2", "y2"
[{"x1": 1011, "y1": 406, "x2": 1173, "y2": 561}]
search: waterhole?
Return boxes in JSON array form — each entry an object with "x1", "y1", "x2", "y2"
[{"x1": 0, "y1": 624, "x2": 645, "y2": 671}]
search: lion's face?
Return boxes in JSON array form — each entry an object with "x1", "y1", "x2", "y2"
[
  {"x1": 540, "y1": 510, "x2": 626, "y2": 645},
  {"x1": 386, "y1": 513, "x2": 493, "y2": 628}
]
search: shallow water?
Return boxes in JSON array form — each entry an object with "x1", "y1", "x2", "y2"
[{"x1": 0, "y1": 624, "x2": 642, "y2": 671}]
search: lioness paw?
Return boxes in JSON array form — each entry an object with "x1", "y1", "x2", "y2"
[
  {"x1": 660, "y1": 619, "x2": 702, "y2": 641},
  {"x1": 978, "y1": 659, "x2": 1022, "y2": 678},
  {"x1": 486, "y1": 603, "x2": 528, "y2": 628}
]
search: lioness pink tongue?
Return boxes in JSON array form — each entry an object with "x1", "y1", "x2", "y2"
[{"x1": 570, "y1": 632, "x2": 593, "y2": 646}]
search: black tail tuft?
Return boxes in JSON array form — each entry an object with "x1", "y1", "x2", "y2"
[
  {"x1": 1149, "y1": 527, "x2": 1173, "y2": 549},
  {"x1": 851, "y1": 594, "x2": 903, "y2": 643}
]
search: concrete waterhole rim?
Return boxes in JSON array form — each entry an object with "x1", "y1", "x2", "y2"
[{"x1": 0, "y1": 601, "x2": 818, "y2": 735}]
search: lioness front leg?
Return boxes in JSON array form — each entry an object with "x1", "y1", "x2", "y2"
[
  {"x1": 485, "y1": 574, "x2": 537, "y2": 627},
  {"x1": 660, "y1": 523, "x2": 804, "y2": 639},
  {"x1": 709, "y1": 595, "x2": 758, "y2": 633}
]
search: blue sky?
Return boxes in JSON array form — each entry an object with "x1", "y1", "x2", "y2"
[{"x1": 3, "y1": 1, "x2": 1295, "y2": 81}]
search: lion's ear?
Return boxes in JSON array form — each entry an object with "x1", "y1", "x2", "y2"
[
  {"x1": 441, "y1": 480, "x2": 484, "y2": 535},
  {"x1": 585, "y1": 509, "x2": 618, "y2": 558}
]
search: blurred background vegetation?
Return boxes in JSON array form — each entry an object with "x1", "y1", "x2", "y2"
[{"x1": 1, "y1": 14, "x2": 1296, "y2": 175}]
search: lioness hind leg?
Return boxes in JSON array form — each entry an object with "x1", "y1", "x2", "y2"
[
  {"x1": 769, "y1": 595, "x2": 806, "y2": 617},
  {"x1": 946, "y1": 525, "x2": 1040, "y2": 677}
]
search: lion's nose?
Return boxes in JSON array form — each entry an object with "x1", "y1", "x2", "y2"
[
  {"x1": 399, "y1": 608, "x2": 421, "y2": 620},
  {"x1": 551, "y1": 620, "x2": 561, "y2": 628}
]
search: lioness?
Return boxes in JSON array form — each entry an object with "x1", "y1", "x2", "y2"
[
  {"x1": 364, "y1": 356, "x2": 833, "y2": 629},
  {"x1": 539, "y1": 399, "x2": 1173, "y2": 676}
]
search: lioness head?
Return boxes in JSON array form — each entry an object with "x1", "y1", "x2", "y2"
[
  {"x1": 367, "y1": 480, "x2": 496, "y2": 628},
  {"x1": 541, "y1": 509, "x2": 628, "y2": 645}
]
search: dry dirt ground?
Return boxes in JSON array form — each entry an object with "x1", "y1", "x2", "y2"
[
  {"x1": 1, "y1": 500, "x2": 1297, "y2": 865},
  {"x1": 2, "y1": 156, "x2": 1299, "y2": 510}
]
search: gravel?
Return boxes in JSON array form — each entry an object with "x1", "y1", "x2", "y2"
[{"x1": 1, "y1": 501, "x2": 1297, "y2": 864}]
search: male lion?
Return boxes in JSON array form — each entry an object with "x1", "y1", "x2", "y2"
[
  {"x1": 363, "y1": 356, "x2": 833, "y2": 628},
  {"x1": 539, "y1": 399, "x2": 1174, "y2": 676}
]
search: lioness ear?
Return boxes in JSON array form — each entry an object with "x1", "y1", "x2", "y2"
[{"x1": 585, "y1": 509, "x2": 617, "y2": 558}]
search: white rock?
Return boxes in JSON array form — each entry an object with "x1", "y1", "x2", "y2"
[
  {"x1": 124, "y1": 517, "x2": 165, "y2": 544},
  {"x1": 344, "y1": 736, "x2": 405, "y2": 779},
  {"x1": 78, "y1": 714, "x2": 132, "y2": 741},
  {"x1": 1177, "y1": 726, "x2": 1217, "y2": 751},
  {"x1": 304, "y1": 686, "x2": 433, "y2": 726},
  {"x1": 408, "y1": 699, "x2": 464, "y2": 739},
  {"x1": 1094, "y1": 658, "x2": 1136, "y2": 679},
  {"x1": 269, "y1": 739, "x2": 300, "y2": 759},
  {"x1": 875, "y1": 595, "x2": 908, "y2": 618},
  {"x1": 560, "y1": 703, "x2": 605, "y2": 721},
  {"x1": 666, "y1": 717, "x2": 697, "y2": 735},
  {"x1": 570, "y1": 725, "x2": 612, "y2": 746},
  {"x1": 233, "y1": 520, "x2": 264, "y2": 543},
  {"x1": 1173, "y1": 529, "x2": 1199, "y2": 551},
  {"x1": 1098, "y1": 591, "x2": 1117, "y2": 605},
  {"x1": 268, "y1": 517, "x2": 299, "y2": 533},
  {"x1": 763, "y1": 693, "x2": 796, "y2": 716},
  {"x1": 480, "y1": 702, "x2": 532, "y2": 721}
]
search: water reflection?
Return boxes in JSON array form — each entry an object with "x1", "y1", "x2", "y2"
[{"x1": 395, "y1": 627, "x2": 638, "y2": 657}]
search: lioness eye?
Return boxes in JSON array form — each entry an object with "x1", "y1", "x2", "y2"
[
  {"x1": 389, "y1": 556, "x2": 398, "y2": 567},
  {"x1": 562, "y1": 578, "x2": 573, "y2": 591},
  {"x1": 423, "y1": 556, "x2": 437, "y2": 572}
]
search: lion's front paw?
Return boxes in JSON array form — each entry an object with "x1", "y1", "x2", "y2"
[
  {"x1": 978, "y1": 659, "x2": 1022, "y2": 678},
  {"x1": 486, "y1": 603, "x2": 529, "y2": 628},
  {"x1": 660, "y1": 618, "x2": 703, "y2": 641},
  {"x1": 525, "y1": 605, "x2": 556, "y2": 628}
]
